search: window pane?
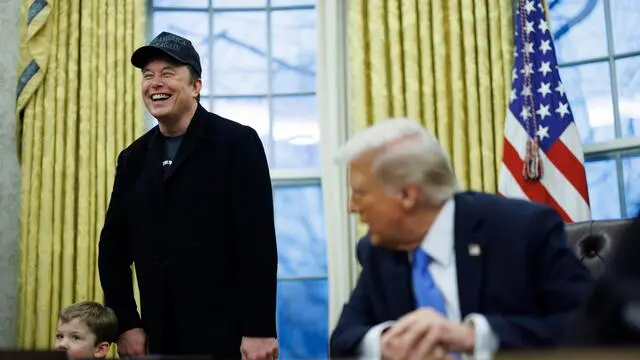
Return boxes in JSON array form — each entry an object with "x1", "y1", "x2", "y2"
[
  {"x1": 623, "y1": 153, "x2": 640, "y2": 218},
  {"x1": 586, "y1": 158, "x2": 621, "y2": 220},
  {"x1": 271, "y1": 0, "x2": 315, "y2": 6},
  {"x1": 549, "y1": 0, "x2": 607, "y2": 64},
  {"x1": 212, "y1": 97, "x2": 270, "y2": 155},
  {"x1": 198, "y1": 96, "x2": 213, "y2": 112},
  {"x1": 274, "y1": 184, "x2": 326, "y2": 277},
  {"x1": 213, "y1": 0, "x2": 266, "y2": 7},
  {"x1": 272, "y1": 95, "x2": 320, "y2": 169},
  {"x1": 271, "y1": 9, "x2": 316, "y2": 93},
  {"x1": 153, "y1": 11, "x2": 212, "y2": 96},
  {"x1": 616, "y1": 56, "x2": 640, "y2": 139},
  {"x1": 610, "y1": 0, "x2": 640, "y2": 54},
  {"x1": 145, "y1": 112, "x2": 158, "y2": 131},
  {"x1": 277, "y1": 279, "x2": 328, "y2": 359},
  {"x1": 153, "y1": 0, "x2": 207, "y2": 8},
  {"x1": 559, "y1": 62, "x2": 614, "y2": 143},
  {"x1": 213, "y1": 12, "x2": 268, "y2": 95}
]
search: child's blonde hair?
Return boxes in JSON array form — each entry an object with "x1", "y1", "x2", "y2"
[{"x1": 58, "y1": 301, "x2": 118, "y2": 344}]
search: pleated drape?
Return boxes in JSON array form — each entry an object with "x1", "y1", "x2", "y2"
[
  {"x1": 16, "y1": 0, "x2": 145, "y2": 350},
  {"x1": 348, "y1": 0, "x2": 514, "y2": 238}
]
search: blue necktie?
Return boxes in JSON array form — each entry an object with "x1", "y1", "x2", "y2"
[
  {"x1": 412, "y1": 248, "x2": 462, "y2": 359},
  {"x1": 412, "y1": 247, "x2": 446, "y2": 315}
]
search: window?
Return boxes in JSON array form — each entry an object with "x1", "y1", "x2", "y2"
[
  {"x1": 150, "y1": 0, "x2": 328, "y2": 357},
  {"x1": 549, "y1": 0, "x2": 640, "y2": 219}
]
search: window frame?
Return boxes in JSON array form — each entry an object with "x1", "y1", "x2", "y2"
[
  {"x1": 316, "y1": 0, "x2": 354, "y2": 331},
  {"x1": 147, "y1": 0, "x2": 332, "y2": 307},
  {"x1": 553, "y1": 0, "x2": 640, "y2": 218}
]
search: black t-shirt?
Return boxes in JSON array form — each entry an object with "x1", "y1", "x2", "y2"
[{"x1": 163, "y1": 134, "x2": 183, "y2": 175}]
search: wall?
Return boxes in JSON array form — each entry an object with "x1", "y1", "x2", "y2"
[{"x1": 0, "y1": 0, "x2": 21, "y2": 348}]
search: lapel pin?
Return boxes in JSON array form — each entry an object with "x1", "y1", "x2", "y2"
[{"x1": 468, "y1": 244, "x2": 481, "y2": 256}]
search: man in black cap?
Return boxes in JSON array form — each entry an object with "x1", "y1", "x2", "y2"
[{"x1": 98, "y1": 31, "x2": 279, "y2": 360}]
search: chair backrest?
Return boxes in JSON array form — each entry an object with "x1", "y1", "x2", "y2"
[{"x1": 565, "y1": 219, "x2": 632, "y2": 277}]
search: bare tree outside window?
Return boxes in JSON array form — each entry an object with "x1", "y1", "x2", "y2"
[{"x1": 548, "y1": 0, "x2": 640, "y2": 219}]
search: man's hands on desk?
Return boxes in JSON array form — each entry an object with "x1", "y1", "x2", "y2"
[
  {"x1": 381, "y1": 308, "x2": 475, "y2": 360},
  {"x1": 241, "y1": 336, "x2": 279, "y2": 360}
]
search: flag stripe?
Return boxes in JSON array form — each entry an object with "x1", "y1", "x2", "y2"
[
  {"x1": 502, "y1": 139, "x2": 572, "y2": 222},
  {"x1": 538, "y1": 150, "x2": 591, "y2": 222},
  {"x1": 505, "y1": 113, "x2": 590, "y2": 222},
  {"x1": 559, "y1": 123, "x2": 585, "y2": 163},
  {"x1": 545, "y1": 139, "x2": 589, "y2": 202},
  {"x1": 498, "y1": 164, "x2": 529, "y2": 200}
]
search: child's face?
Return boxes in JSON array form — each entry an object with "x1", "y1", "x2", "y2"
[{"x1": 54, "y1": 318, "x2": 110, "y2": 359}]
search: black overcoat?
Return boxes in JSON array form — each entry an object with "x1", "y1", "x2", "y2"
[{"x1": 98, "y1": 104, "x2": 278, "y2": 358}]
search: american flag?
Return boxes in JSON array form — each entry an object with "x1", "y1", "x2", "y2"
[{"x1": 498, "y1": 0, "x2": 591, "y2": 222}]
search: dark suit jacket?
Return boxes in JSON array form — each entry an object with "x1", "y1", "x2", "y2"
[
  {"x1": 330, "y1": 191, "x2": 593, "y2": 356},
  {"x1": 98, "y1": 104, "x2": 278, "y2": 358}
]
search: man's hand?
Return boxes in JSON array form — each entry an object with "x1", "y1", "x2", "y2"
[
  {"x1": 381, "y1": 308, "x2": 475, "y2": 360},
  {"x1": 117, "y1": 327, "x2": 147, "y2": 357},
  {"x1": 240, "y1": 337, "x2": 279, "y2": 360}
]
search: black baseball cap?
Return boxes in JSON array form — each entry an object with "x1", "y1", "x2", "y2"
[{"x1": 131, "y1": 31, "x2": 202, "y2": 78}]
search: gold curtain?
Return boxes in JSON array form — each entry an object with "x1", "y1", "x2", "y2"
[
  {"x1": 16, "y1": 0, "x2": 145, "y2": 350},
  {"x1": 348, "y1": 0, "x2": 514, "y2": 238},
  {"x1": 348, "y1": 0, "x2": 514, "y2": 191}
]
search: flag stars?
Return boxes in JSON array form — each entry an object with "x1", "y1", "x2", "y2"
[
  {"x1": 539, "y1": 40, "x2": 552, "y2": 55},
  {"x1": 538, "y1": 61, "x2": 551, "y2": 77},
  {"x1": 507, "y1": 3, "x2": 577, "y2": 153},
  {"x1": 521, "y1": 63, "x2": 534, "y2": 76},
  {"x1": 539, "y1": 19, "x2": 549, "y2": 33},
  {"x1": 556, "y1": 102, "x2": 570, "y2": 118},
  {"x1": 536, "y1": 104, "x2": 551, "y2": 120},
  {"x1": 537, "y1": 82, "x2": 552, "y2": 97},
  {"x1": 510, "y1": 89, "x2": 517, "y2": 103},
  {"x1": 536, "y1": 125, "x2": 550, "y2": 140},
  {"x1": 520, "y1": 105, "x2": 532, "y2": 120},
  {"x1": 525, "y1": 0, "x2": 536, "y2": 14},
  {"x1": 524, "y1": 20, "x2": 535, "y2": 34},
  {"x1": 523, "y1": 41, "x2": 535, "y2": 54}
]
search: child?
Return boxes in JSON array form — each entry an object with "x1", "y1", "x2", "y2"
[{"x1": 54, "y1": 301, "x2": 118, "y2": 359}]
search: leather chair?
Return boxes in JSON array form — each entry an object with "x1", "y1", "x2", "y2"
[{"x1": 565, "y1": 219, "x2": 633, "y2": 277}]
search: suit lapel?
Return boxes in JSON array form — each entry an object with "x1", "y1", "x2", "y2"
[
  {"x1": 164, "y1": 105, "x2": 208, "y2": 180},
  {"x1": 453, "y1": 192, "x2": 486, "y2": 318},
  {"x1": 380, "y1": 250, "x2": 415, "y2": 319}
]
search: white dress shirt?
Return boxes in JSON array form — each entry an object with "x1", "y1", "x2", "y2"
[{"x1": 358, "y1": 198, "x2": 498, "y2": 360}]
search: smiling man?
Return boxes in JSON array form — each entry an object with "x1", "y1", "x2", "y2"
[{"x1": 98, "y1": 31, "x2": 279, "y2": 360}]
